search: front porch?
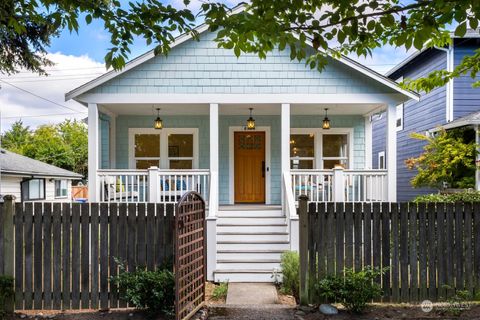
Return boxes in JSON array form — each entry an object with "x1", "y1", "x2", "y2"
[{"x1": 88, "y1": 101, "x2": 397, "y2": 208}]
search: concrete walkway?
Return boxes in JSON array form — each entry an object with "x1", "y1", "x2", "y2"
[{"x1": 226, "y1": 283, "x2": 278, "y2": 305}]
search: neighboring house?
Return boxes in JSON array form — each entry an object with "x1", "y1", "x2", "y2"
[
  {"x1": 0, "y1": 149, "x2": 83, "y2": 202},
  {"x1": 373, "y1": 33, "x2": 480, "y2": 201},
  {"x1": 66, "y1": 7, "x2": 418, "y2": 282}
]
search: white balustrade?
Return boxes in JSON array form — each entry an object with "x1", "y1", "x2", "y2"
[
  {"x1": 98, "y1": 168, "x2": 210, "y2": 204},
  {"x1": 290, "y1": 169, "x2": 388, "y2": 203}
]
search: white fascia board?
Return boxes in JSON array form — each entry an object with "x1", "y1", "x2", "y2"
[
  {"x1": 429, "y1": 120, "x2": 480, "y2": 132},
  {"x1": 77, "y1": 93, "x2": 407, "y2": 105}
]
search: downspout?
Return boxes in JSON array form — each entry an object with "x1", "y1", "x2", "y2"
[
  {"x1": 435, "y1": 44, "x2": 454, "y2": 122},
  {"x1": 476, "y1": 125, "x2": 480, "y2": 191}
]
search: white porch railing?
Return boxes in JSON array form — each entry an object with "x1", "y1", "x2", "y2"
[
  {"x1": 290, "y1": 168, "x2": 388, "y2": 203},
  {"x1": 291, "y1": 170, "x2": 334, "y2": 203},
  {"x1": 98, "y1": 168, "x2": 210, "y2": 204}
]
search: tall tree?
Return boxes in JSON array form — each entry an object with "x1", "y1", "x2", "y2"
[
  {"x1": 1, "y1": 120, "x2": 31, "y2": 154},
  {"x1": 1, "y1": 119, "x2": 88, "y2": 177},
  {"x1": 1, "y1": 1, "x2": 480, "y2": 92}
]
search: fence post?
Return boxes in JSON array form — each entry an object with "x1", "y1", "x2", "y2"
[
  {"x1": 333, "y1": 166, "x2": 345, "y2": 202},
  {"x1": 298, "y1": 195, "x2": 309, "y2": 305},
  {"x1": 2, "y1": 195, "x2": 15, "y2": 313},
  {"x1": 148, "y1": 166, "x2": 159, "y2": 202}
]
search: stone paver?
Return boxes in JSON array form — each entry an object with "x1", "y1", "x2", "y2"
[{"x1": 226, "y1": 283, "x2": 278, "y2": 305}]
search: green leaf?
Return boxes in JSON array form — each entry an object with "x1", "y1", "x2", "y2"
[
  {"x1": 85, "y1": 14, "x2": 92, "y2": 24},
  {"x1": 234, "y1": 46, "x2": 240, "y2": 57},
  {"x1": 455, "y1": 21, "x2": 467, "y2": 37}
]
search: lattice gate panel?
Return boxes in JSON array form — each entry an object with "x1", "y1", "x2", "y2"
[{"x1": 174, "y1": 192, "x2": 206, "y2": 320}]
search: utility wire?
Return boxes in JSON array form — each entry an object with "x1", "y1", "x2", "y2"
[{"x1": 0, "y1": 79, "x2": 84, "y2": 113}]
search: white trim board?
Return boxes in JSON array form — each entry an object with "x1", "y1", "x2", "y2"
[
  {"x1": 128, "y1": 128, "x2": 199, "y2": 169},
  {"x1": 228, "y1": 126, "x2": 271, "y2": 205},
  {"x1": 65, "y1": 5, "x2": 418, "y2": 103}
]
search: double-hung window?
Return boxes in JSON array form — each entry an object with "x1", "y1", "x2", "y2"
[
  {"x1": 130, "y1": 128, "x2": 198, "y2": 170},
  {"x1": 21, "y1": 178, "x2": 45, "y2": 201},
  {"x1": 290, "y1": 129, "x2": 352, "y2": 169},
  {"x1": 55, "y1": 180, "x2": 68, "y2": 198}
]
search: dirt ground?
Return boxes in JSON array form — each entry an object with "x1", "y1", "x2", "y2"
[
  {"x1": 303, "y1": 303, "x2": 480, "y2": 319},
  {"x1": 9, "y1": 309, "x2": 165, "y2": 320},
  {"x1": 205, "y1": 282, "x2": 226, "y2": 306}
]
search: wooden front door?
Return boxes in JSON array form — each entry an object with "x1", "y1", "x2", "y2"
[{"x1": 234, "y1": 131, "x2": 266, "y2": 203}]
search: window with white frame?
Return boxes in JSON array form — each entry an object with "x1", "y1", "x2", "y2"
[
  {"x1": 21, "y1": 178, "x2": 45, "y2": 201},
  {"x1": 290, "y1": 134, "x2": 315, "y2": 169},
  {"x1": 396, "y1": 103, "x2": 404, "y2": 131},
  {"x1": 290, "y1": 129, "x2": 352, "y2": 169},
  {"x1": 55, "y1": 180, "x2": 68, "y2": 198},
  {"x1": 130, "y1": 128, "x2": 198, "y2": 170},
  {"x1": 378, "y1": 151, "x2": 386, "y2": 169}
]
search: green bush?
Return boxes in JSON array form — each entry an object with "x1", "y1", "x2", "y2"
[
  {"x1": 315, "y1": 267, "x2": 383, "y2": 313},
  {"x1": 0, "y1": 275, "x2": 14, "y2": 320},
  {"x1": 110, "y1": 262, "x2": 174, "y2": 318},
  {"x1": 279, "y1": 251, "x2": 300, "y2": 303},
  {"x1": 413, "y1": 191, "x2": 480, "y2": 203},
  {"x1": 211, "y1": 282, "x2": 228, "y2": 300}
]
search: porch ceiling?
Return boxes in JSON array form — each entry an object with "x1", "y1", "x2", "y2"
[{"x1": 100, "y1": 102, "x2": 384, "y2": 116}]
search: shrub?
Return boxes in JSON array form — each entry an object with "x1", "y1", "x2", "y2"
[
  {"x1": 211, "y1": 282, "x2": 228, "y2": 300},
  {"x1": 413, "y1": 191, "x2": 480, "y2": 203},
  {"x1": 0, "y1": 275, "x2": 14, "y2": 320},
  {"x1": 279, "y1": 251, "x2": 300, "y2": 303},
  {"x1": 315, "y1": 267, "x2": 383, "y2": 313},
  {"x1": 110, "y1": 262, "x2": 174, "y2": 318}
]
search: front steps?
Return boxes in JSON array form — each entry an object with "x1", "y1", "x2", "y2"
[{"x1": 214, "y1": 206, "x2": 288, "y2": 282}]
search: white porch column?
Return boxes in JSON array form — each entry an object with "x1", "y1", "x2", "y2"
[
  {"x1": 333, "y1": 166, "x2": 346, "y2": 202},
  {"x1": 88, "y1": 103, "x2": 100, "y2": 202},
  {"x1": 281, "y1": 103, "x2": 291, "y2": 178},
  {"x1": 109, "y1": 115, "x2": 117, "y2": 168},
  {"x1": 386, "y1": 103, "x2": 397, "y2": 202},
  {"x1": 364, "y1": 115, "x2": 372, "y2": 169},
  {"x1": 206, "y1": 103, "x2": 218, "y2": 281}
]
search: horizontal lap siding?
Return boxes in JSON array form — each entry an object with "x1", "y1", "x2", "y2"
[
  {"x1": 372, "y1": 115, "x2": 386, "y2": 169},
  {"x1": 379, "y1": 50, "x2": 447, "y2": 201},
  {"x1": 90, "y1": 32, "x2": 396, "y2": 95},
  {"x1": 453, "y1": 42, "x2": 480, "y2": 119}
]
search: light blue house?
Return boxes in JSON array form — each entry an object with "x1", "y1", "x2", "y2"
[{"x1": 66, "y1": 12, "x2": 418, "y2": 281}]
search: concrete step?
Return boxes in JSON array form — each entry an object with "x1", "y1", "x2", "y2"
[
  {"x1": 216, "y1": 217, "x2": 286, "y2": 225},
  {"x1": 217, "y1": 241, "x2": 290, "y2": 251},
  {"x1": 217, "y1": 224, "x2": 287, "y2": 233},
  {"x1": 214, "y1": 269, "x2": 282, "y2": 282}
]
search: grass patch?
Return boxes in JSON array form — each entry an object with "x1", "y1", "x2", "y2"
[{"x1": 211, "y1": 282, "x2": 228, "y2": 301}]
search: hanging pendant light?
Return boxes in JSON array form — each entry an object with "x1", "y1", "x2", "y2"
[
  {"x1": 322, "y1": 108, "x2": 331, "y2": 130},
  {"x1": 246, "y1": 107, "x2": 256, "y2": 130},
  {"x1": 154, "y1": 108, "x2": 163, "y2": 130}
]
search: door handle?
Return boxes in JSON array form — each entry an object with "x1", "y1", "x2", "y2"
[{"x1": 262, "y1": 161, "x2": 265, "y2": 178}]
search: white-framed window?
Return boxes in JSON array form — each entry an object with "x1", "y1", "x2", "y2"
[
  {"x1": 396, "y1": 103, "x2": 404, "y2": 131},
  {"x1": 290, "y1": 128, "x2": 353, "y2": 169},
  {"x1": 55, "y1": 180, "x2": 68, "y2": 198},
  {"x1": 21, "y1": 178, "x2": 45, "y2": 201},
  {"x1": 129, "y1": 128, "x2": 199, "y2": 169},
  {"x1": 378, "y1": 151, "x2": 386, "y2": 169}
]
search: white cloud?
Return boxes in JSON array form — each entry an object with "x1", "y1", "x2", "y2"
[{"x1": 0, "y1": 52, "x2": 105, "y2": 131}]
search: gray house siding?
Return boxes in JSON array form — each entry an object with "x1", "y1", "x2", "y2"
[
  {"x1": 373, "y1": 49, "x2": 447, "y2": 201},
  {"x1": 453, "y1": 39, "x2": 480, "y2": 119}
]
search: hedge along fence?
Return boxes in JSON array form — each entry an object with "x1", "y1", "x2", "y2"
[
  {"x1": 0, "y1": 199, "x2": 175, "y2": 311},
  {"x1": 298, "y1": 198, "x2": 480, "y2": 304}
]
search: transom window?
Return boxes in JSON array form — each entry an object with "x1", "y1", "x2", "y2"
[
  {"x1": 290, "y1": 129, "x2": 352, "y2": 169},
  {"x1": 130, "y1": 128, "x2": 198, "y2": 170}
]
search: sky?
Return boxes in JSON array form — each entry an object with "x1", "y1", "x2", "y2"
[{"x1": 0, "y1": 0, "x2": 415, "y2": 131}]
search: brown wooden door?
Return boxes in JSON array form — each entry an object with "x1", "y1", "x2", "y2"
[{"x1": 234, "y1": 131, "x2": 266, "y2": 203}]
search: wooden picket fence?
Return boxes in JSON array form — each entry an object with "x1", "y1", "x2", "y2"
[
  {"x1": 0, "y1": 201, "x2": 175, "y2": 310},
  {"x1": 298, "y1": 198, "x2": 480, "y2": 303}
]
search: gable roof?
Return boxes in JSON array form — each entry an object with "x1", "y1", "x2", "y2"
[
  {"x1": 66, "y1": 5, "x2": 419, "y2": 101},
  {"x1": 0, "y1": 149, "x2": 83, "y2": 179},
  {"x1": 386, "y1": 30, "x2": 480, "y2": 78}
]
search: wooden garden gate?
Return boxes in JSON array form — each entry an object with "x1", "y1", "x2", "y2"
[{"x1": 174, "y1": 191, "x2": 206, "y2": 320}]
